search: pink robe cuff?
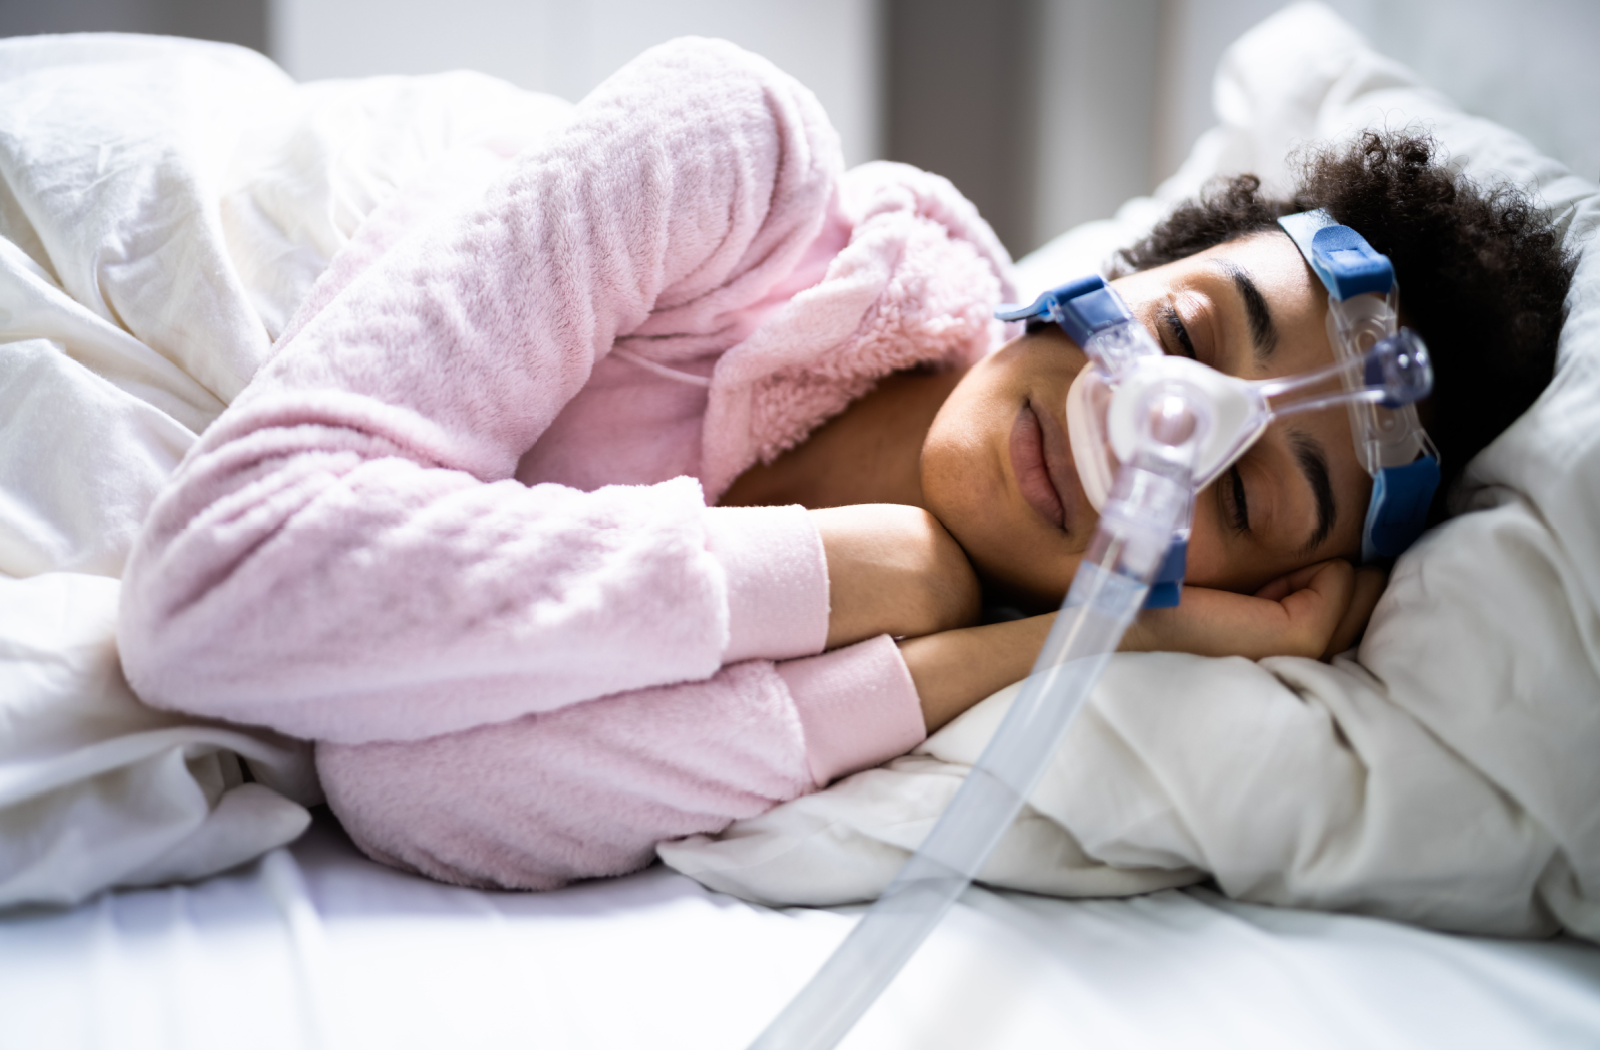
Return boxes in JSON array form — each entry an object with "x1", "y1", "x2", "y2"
[
  {"x1": 702, "y1": 504, "x2": 830, "y2": 664},
  {"x1": 777, "y1": 635, "x2": 927, "y2": 787}
]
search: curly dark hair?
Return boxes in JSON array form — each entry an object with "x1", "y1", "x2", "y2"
[{"x1": 1116, "y1": 130, "x2": 1575, "y2": 517}]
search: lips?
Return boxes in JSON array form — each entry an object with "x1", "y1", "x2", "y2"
[
  {"x1": 1009, "y1": 398, "x2": 1090, "y2": 534},
  {"x1": 1010, "y1": 402, "x2": 1063, "y2": 529}
]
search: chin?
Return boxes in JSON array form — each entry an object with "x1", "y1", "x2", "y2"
[{"x1": 922, "y1": 442, "x2": 1080, "y2": 613}]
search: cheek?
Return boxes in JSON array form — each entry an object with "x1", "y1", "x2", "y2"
[
  {"x1": 920, "y1": 395, "x2": 1085, "y2": 609},
  {"x1": 919, "y1": 384, "x2": 1011, "y2": 541},
  {"x1": 1184, "y1": 485, "x2": 1317, "y2": 594},
  {"x1": 917, "y1": 337, "x2": 1093, "y2": 608},
  {"x1": 1183, "y1": 505, "x2": 1278, "y2": 593}
]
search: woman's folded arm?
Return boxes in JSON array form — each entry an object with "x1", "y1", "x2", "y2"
[
  {"x1": 318, "y1": 635, "x2": 927, "y2": 890},
  {"x1": 118, "y1": 38, "x2": 842, "y2": 744}
]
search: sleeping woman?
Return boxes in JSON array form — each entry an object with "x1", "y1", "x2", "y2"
[{"x1": 117, "y1": 38, "x2": 1572, "y2": 891}]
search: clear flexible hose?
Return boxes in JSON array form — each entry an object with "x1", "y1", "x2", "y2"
[
  {"x1": 748, "y1": 369, "x2": 1201, "y2": 1050},
  {"x1": 746, "y1": 553, "x2": 1153, "y2": 1050}
]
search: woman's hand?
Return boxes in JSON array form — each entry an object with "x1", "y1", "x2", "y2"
[
  {"x1": 811, "y1": 504, "x2": 981, "y2": 651},
  {"x1": 896, "y1": 559, "x2": 1389, "y2": 734},
  {"x1": 1122, "y1": 559, "x2": 1388, "y2": 661}
]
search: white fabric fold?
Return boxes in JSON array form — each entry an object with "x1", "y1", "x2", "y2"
[{"x1": 0, "y1": 32, "x2": 573, "y2": 907}]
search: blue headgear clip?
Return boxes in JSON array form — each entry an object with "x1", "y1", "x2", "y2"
[{"x1": 998, "y1": 274, "x2": 1132, "y2": 344}]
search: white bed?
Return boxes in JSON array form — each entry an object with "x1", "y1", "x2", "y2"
[
  {"x1": 5, "y1": 810, "x2": 1600, "y2": 1049},
  {"x1": 3, "y1": 4, "x2": 1599, "y2": 1047}
]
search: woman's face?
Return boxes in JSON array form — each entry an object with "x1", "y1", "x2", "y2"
[{"x1": 921, "y1": 231, "x2": 1373, "y2": 609}]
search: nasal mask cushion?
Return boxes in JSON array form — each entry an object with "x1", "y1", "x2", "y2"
[{"x1": 1066, "y1": 356, "x2": 1267, "y2": 511}]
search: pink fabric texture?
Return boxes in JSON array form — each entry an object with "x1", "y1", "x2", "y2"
[
  {"x1": 703, "y1": 505, "x2": 829, "y2": 665},
  {"x1": 118, "y1": 38, "x2": 1013, "y2": 890},
  {"x1": 318, "y1": 661, "x2": 814, "y2": 891},
  {"x1": 777, "y1": 636, "x2": 928, "y2": 788}
]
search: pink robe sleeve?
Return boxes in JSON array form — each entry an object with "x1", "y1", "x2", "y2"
[
  {"x1": 118, "y1": 38, "x2": 843, "y2": 745},
  {"x1": 316, "y1": 636, "x2": 927, "y2": 891}
]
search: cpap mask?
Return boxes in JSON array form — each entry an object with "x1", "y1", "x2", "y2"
[
  {"x1": 993, "y1": 210, "x2": 1438, "y2": 600},
  {"x1": 748, "y1": 218, "x2": 1435, "y2": 1050}
]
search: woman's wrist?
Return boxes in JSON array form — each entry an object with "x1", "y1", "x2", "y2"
[
  {"x1": 811, "y1": 504, "x2": 980, "y2": 650},
  {"x1": 897, "y1": 614, "x2": 1054, "y2": 732}
]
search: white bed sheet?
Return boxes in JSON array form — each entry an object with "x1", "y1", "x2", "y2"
[{"x1": 3, "y1": 810, "x2": 1598, "y2": 1050}]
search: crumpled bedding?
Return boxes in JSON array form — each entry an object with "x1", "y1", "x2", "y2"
[
  {"x1": 659, "y1": 2, "x2": 1600, "y2": 943},
  {"x1": 0, "y1": 32, "x2": 574, "y2": 906},
  {"x1": 6, "y1": 4, "x2": 1600, "y2": 937}
]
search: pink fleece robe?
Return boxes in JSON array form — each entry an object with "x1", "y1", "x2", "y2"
[{"x1": 118, "y1": 38, "x2": 1013, "y2": 890}]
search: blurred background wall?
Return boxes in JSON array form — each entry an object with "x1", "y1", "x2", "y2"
[
  {"x1": 4, "y1": 0, "x2": 1596, "y2": 259},
  {"x1": 0, "y1": 0, "x2": 266, "y2": 53}
]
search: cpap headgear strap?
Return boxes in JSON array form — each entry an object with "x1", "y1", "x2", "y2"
[{"x1": 1277, "y1": 210, "x2": 1440, "y2": 561}]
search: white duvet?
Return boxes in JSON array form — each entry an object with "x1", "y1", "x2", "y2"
[
  {"x1": 661, "y1": 4, "x2": 1600, "y2": 942},
  {"x1": 3, "y1": 4, "x2": 1598, "y2": 939},
  {"x1": 0, "y1": 31, "x2": 573, "y2": 905}
]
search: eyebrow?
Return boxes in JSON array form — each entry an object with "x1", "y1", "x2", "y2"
[
  {"x1": 1289, "y1": 428, "x2": 1336, "y2": 552},
  {"x1": 1217, "y1": 261, "x2": 1278, "y2": 361}
]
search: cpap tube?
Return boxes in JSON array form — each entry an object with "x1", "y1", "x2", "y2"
[{"x1": 746, "y1": 385, "x2": 1205, "y2": 1050}]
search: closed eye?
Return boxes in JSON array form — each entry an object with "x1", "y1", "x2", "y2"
[
  {"x1": 1158, "y1": 302, "x2": 1197, "y2": 359},
  {"x1": 1225, "y1": 465, "x2": 1250, "y2": 533}
]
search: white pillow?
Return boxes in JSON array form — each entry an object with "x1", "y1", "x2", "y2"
[{"x1": 661, "y1": 1, "x2": 1600, "y2": 942}]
